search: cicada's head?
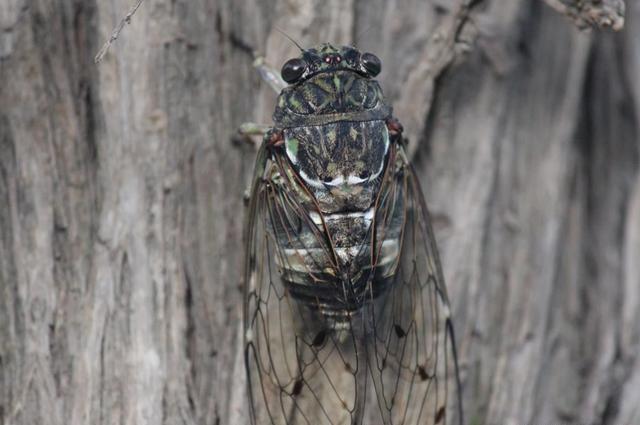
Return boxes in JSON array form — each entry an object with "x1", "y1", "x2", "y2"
[
  {"x1": 273, "y1": 44, "x2": 390, "y2": 127},
  {"x1": 279, "y1": 43, "x2": 381, "y2": 84}
]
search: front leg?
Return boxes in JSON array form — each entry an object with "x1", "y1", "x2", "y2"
[
  {"x1": 236, "y1": 126, "x2": 284, "y2": 206},
  {"x1": 235, "y1": 123, "x2": 270, "y2": 205},
  {"x1": 253, "y1": 56, "x2": 287, "y2": 94},
  {"x1": 230, "y1": 35, "x2": 287, "y2": 93},
  {"x1": 233, "y1": 122, "x2": 271, "y2": 150}
]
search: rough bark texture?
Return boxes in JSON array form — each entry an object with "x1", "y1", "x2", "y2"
[{"x1": 0, "y1": 0, "x2": 638, "y2": 424}]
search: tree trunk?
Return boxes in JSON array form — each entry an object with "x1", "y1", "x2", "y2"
[{"x1": 0, "y1": 0, "x2": 638, "y2": 424}]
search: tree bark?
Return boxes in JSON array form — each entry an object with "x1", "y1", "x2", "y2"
[{"x1": 0, "y1": 0, "x2": 638, "y2": 424}]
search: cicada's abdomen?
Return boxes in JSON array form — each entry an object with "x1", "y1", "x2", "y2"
[{"x1": 267, "y1": 119, "x2": 404, "y2": 330}]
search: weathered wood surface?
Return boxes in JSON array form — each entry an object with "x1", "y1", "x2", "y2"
[{"x1": 0, "y1": 0, "x2": 638, "y2": 424}]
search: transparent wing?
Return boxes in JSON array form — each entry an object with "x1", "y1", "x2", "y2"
[
  {"x1": 365, "y1": 143, "x2": 463, "y2": 425},
  {"x1": 244, "y1": 145, "x2": 368, "y2": 425}
]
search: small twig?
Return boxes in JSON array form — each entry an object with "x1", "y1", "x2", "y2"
[
  {"x1": 94, "y1": 0, "x2": 146, "y2": 64},
  {"x1": 543, "y1": 0, "x2": 625, "y2": 31}
]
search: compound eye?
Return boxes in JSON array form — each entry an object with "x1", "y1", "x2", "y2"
[
  {"x1": 361, "y1": 53, "x2": 381, "y2": 77},
  {"x1": 281, "y1": 58, "x2": 307, "y2": 84}
]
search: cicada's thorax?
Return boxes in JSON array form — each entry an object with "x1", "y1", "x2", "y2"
[{"x1": 268, "y1": 68, "x2": 403, "y2": 329}]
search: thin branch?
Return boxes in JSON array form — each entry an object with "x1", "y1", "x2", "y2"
[
  {"x1": 543, "y1": 0, "x2": 625, "y2": 31},
  {"x1": 94, "y1": 0, "x2": 146, "y2": 64}
]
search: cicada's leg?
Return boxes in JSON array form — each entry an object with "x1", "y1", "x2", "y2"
[
  {"x1": 253, "y1": 55, "x2": 287, "y2": 94},
  {"x1": 386, "y1": 117, "x2": 410, "y2": 146},
  {"x1": 238, "y1": 126, "x2": 284, "y2": 207},
  {"x1": 233, "y1": 122, "x2": 271, "y2": 150},
  {"x1": 231, "y1": 122, "x2": 270, "y2": 205},
  {"x1": 239, "y1": 122, "x2": 272, "y2": 137}
]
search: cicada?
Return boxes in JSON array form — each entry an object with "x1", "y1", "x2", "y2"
[{"x1": 242, "y1": 43, "x2": 462, "y2": 425}]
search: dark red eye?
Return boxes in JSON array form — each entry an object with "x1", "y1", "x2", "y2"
[
  {"x1": 361, "y1": 52, "x2": 381, "y2": 77},
  {"x1": 281, "y1": 58, "x2": 307, "y2": 83}
]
